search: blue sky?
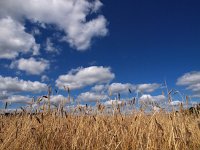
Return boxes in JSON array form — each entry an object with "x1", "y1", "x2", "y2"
[{"x1": 0, "y1": 0, "x2": 200, "y2": 109}]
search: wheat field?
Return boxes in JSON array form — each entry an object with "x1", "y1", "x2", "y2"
[{"x1": 0, "y1": 106, "x2": 200, "y2": 150}]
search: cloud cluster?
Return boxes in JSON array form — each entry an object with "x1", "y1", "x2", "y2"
[
  {"x1": 0, "y1": 75, "x2": 47, "y2": 93},
  {"x1": 77, "y1": 80, "x2": 161, "y2": 102},
  {"x1": 0, "y1": 0, "x2": 109, "y2": 105},
  {"x1": 55, "y1": 65, "x2": 161, "y2": 103},
  {"x1": 56, "y1": 66, "x2": 115, "y2": 90},
  {"x1": 10, "y1": 57, "x2": 50, "y2": 75},
  {"x1": 0, "y1": 0, "x2": 108, "y2": 53},
  {"x1": 0, "y1": 17, "x2": 39, "y2": 59},
  {"x1": 177, "y1": 71, "x2": 200, "y2": 97}
]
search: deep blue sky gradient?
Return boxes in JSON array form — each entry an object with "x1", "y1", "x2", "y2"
[{"x1": 0, "y1": 0, "x2": 200, "y2": 108}]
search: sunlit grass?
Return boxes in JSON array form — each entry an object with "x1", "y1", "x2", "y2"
[{"x1": 0, "y1": 104, "x2": 200, "y2": 150}]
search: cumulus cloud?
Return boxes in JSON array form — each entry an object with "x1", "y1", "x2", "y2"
[
  {"x1": 77, "y1": 92, "x2": 108, "y2": 102},
  {"x1": 0, "y1": 0, "x2": 108, "y2": 51},
  {"x1": 0, "y1": 75, "x2": 47, "y2": 93},
  {"x1": 109, "y1": 83, "x2": 135, "y2": 95},
  {"x1": 0, "y1": 17, "x2": 39, "y2": 59},
  {"x1": 177, "y1": 71, "x2": 200, "y2": 97},
  {"x1": 10, "y1": 57, "x2": 50, "y2": 75},
  {"x1": 56, "y1": 66, "x2": 115, "y2": 90}
]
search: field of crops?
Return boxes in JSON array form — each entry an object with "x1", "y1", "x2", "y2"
[{"x1": 0, "y1": 106, "x2": 200, "y2": 150}]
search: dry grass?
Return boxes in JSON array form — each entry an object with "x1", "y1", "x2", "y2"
[{"x1": 0, "y1": 109, "x2": 200, "y2": 150}]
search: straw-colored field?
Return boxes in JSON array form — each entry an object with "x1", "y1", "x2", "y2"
[{"x1": 0, "y1": 109, "x2": 200, "y2": 150}]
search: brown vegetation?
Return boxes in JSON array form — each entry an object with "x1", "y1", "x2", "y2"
[{"x1": 0, "y1": 108, "x2": 200, "y2": 150}]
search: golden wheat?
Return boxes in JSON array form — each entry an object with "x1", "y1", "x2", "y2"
[{"x1": 0, "y1": 109, "x2": 199, "y2": 150}]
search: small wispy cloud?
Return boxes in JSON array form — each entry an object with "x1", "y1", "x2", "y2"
[
  {"x1": 45, "y1": 38, "x2": 60, "y2": 54},
  {"x1": 136, "y1": 83, "x2": 161, "y2": 93},
  {"x1": 41, "y1": 75, "x2": 49, "y2": 82},
  {"x1": 177, "y1": 71, "x2": 200, "y2": 98}
]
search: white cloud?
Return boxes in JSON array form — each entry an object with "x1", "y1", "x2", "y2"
[
  {"x1": 169, "y1": 100, "x2": 182, "y2": 106},
  {"x1": 136, "y1": 83, "x2": 160, "y2": 93},
  {"x1": 43, "y1": 95, "x2": 67, "y2": 104},
  {"x1": 56, "y1": 66, "x2": 115, "y2": 90},
  {"x1": 177, "y1": 71, "x2": 200, "y2": 85},
  {"x1": 51, "y1": 95, "x2": 67, "y2": 103},
  {"x1": 177, "y1": 71, "x2": 200, "y2": 97},
  {"x1": 45, "y1": 38, "x2": 59, "y2": 54},
  {"x1": 0, "y1": 109, "x2": 22, "y2": 114},
  {"x1": 108, "y1": 83, "x2": 160, "y2": 95},
  {"x1": 91, "y1": 84, "x2": 108, "y2": 92},
  {"x1": 191, "y1": 94, "x2": 200, "y2": 98},
  {"x1": 109, "y1": 83, "x2": 135, "y2": 94},
  {"x1": 139, "y1": 94, "x2": 166, "y2": 103},
  {"x1": 91, "y1": 0, "x2": 103, "y2": 12},
  {"x1": 4, "y1": 95, "x2": 32, "y2": 103},
  {"x1": 0, "y1": 17, "x2": 39, "y2": 59},
  {"x1": 10, "y1": 57, "x2": 50, "y2": 75},
  {"x1": 31, "y1": 27, "x2": 40, "y2": 35},
  {"x1": 187, "y1": 83, "x2": 200, "y2": 92},
  {"x1": 0, "y1": 91, "x2": 8, "y2": 100},
  {"x1": 77, "y1": 92, "x2": 108, "y2": 102},
  {"x1": 0, "y1": 0, "x2": 108, "y2": 50},
  {"x1": 0, "y1": 75, "x2": 47, "y2": 93}
]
